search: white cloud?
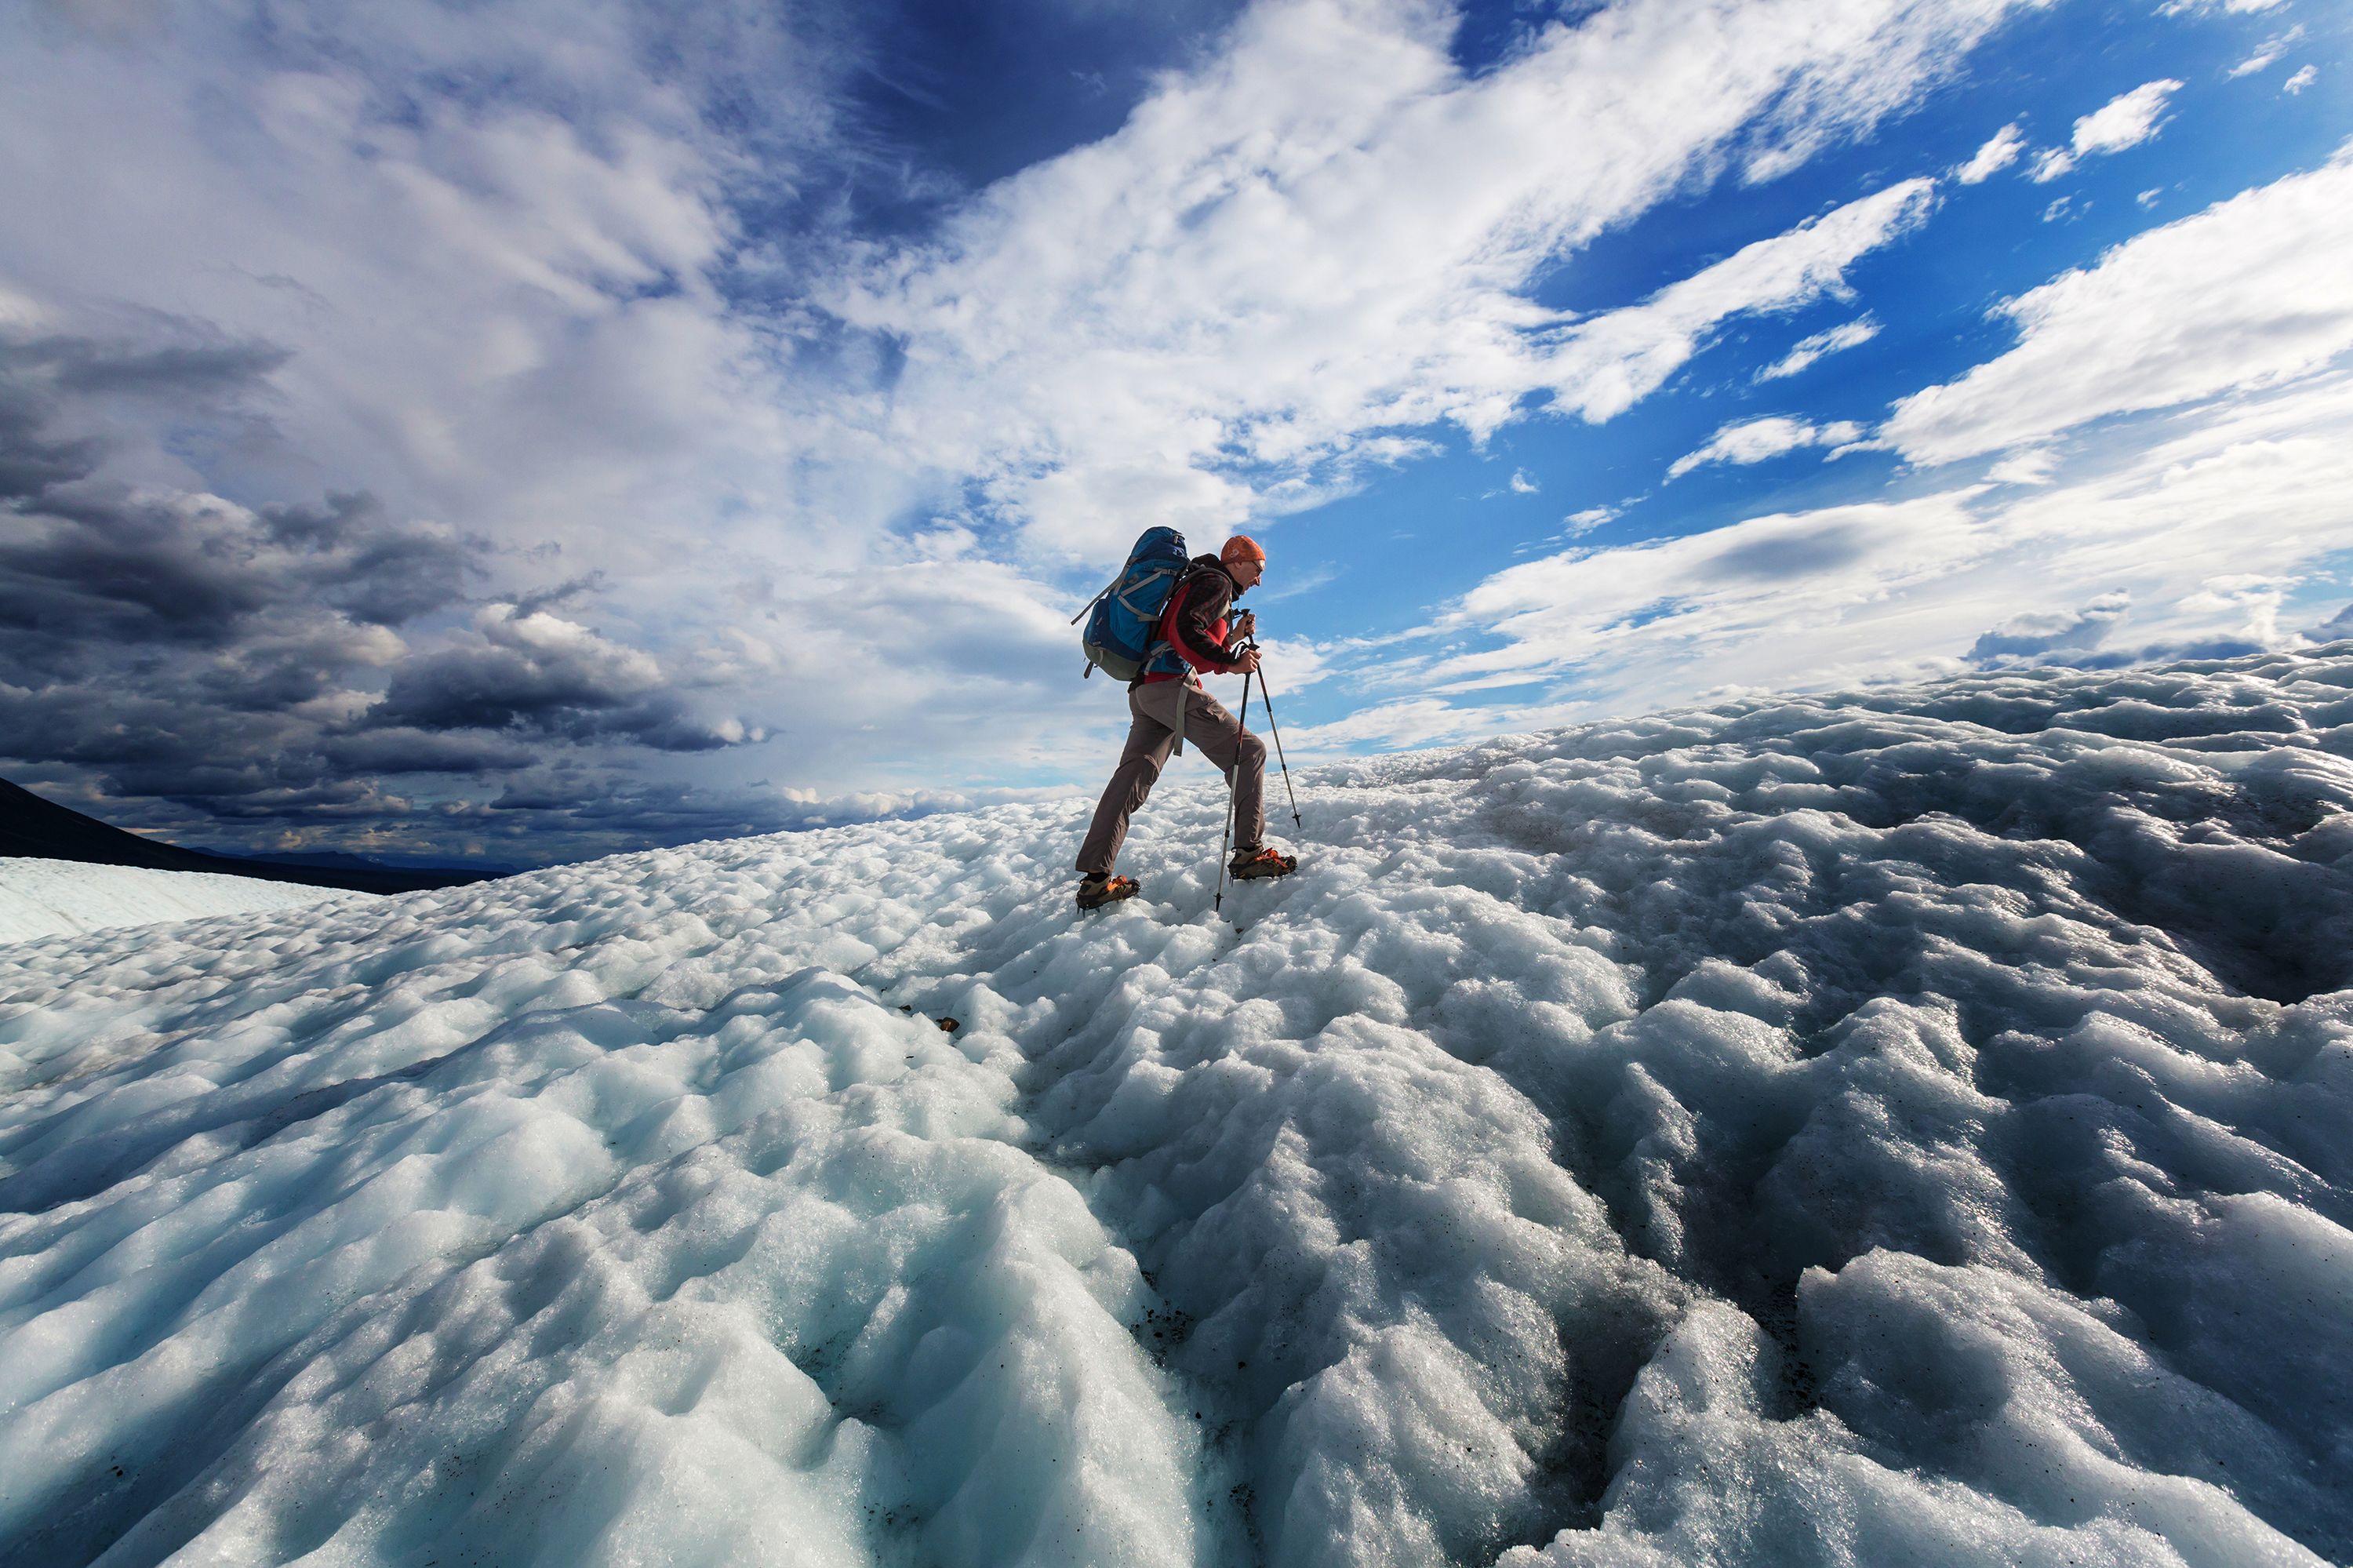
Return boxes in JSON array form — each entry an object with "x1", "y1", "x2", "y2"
[
  {"x1": 1537, "y1": 180, "x2": 1937, "y2": 423},
  {"x1": 1256, "y1": 562, "x2": 1342, "y2": 605},
  {"x1": 1966, "y1": 591, "x2": 2130, "y2": 662},
  {"x1": 833, "y1": 0, "x2": 2027, "y2": 563},
  {"x1": 1424, "y1": 489, "x2": 1993, "y2": 697},
  {"x1": 1512, "y1": 504, "x2": 1632, "y2": 557},
  {"x1": 1985, "y1": 449, "x2": 2059, "y2": 485},
  {"x1": 1376, "y1": 370, "x2": 2353, "y2": 730},
  {"x1": 2284, "y1": 64, "x2": 2317, "y2": 94},
  {"x1": 478, "y1": 606, "x2": 663, "y2": 687},
  {"x1": 2228, "y1": 26, "x2": 2302, "y2": 75},
  {"x1": 2031, "y1": 78, "x2": 2184, "y2": 181},
  {"x1": 2073, "y1": 78, "x2": 2186, "y2": 154},
  {"x1": 1667, "y1": 416, "x2": 1867, "y2": 478},
  {"x1": 1282, "y1": 698, "x2": 1482, "y2": 755},
  {"x1": 771, "y1": 782, "x2": 1082, "y2": 829},
  {"x1": 1884, "y1": 154, "x2": 2353, "y2": 466},
  {"x1": 1758, "y1": 315, "x2": 1883, "y2": 380},
  {"x1": 2159, "y1": 0, "x2": 2284, "y2": 13},
  {"x1": 1955, "y1": 123, "x2": 2027, "y2": 182},
  {"x1": 2137, "y1": 187, "x2": 2164, "y2": 207}
]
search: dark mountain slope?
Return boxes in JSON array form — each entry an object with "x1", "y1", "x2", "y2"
[{"x1": 1, "y1": 779, "x2": 503, "y2": 895}]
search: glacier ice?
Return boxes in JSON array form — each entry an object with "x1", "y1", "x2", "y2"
[
  {"x1": 0, "y1": 859, "x2": 354, "y2": 945},
  {"x1": 3, "y1": 647, "x2": 2351, "y2": 1566}
]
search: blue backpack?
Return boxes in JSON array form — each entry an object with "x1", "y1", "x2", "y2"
[{"x1": 1075, "y1": 527, "x2": 1188, "y2": 682}]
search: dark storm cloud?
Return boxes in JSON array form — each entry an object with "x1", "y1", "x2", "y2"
[
  {"x1": 510, "y1": 571, "x2": 609, "y2": 616},
  {"x1": 0, "y1": 682, "x2": 300, "y2": 772},
  {"x1": 374, "y1": 643, "x2": 653, "y2": 733},
  {"x1": 322, "y1": 728, "x2": 542, "y2": 776},
  {"x1": 472, "y1": 777, "x2": 804, "y2": 852},
  {"x1": 369, "y1": 606, "x2": 744, "y2": 751},
  {"x1": 2, "y1": 319, "x2": 291, "y2": 405},
  {"x1": 4, "y1": 493, "x2": 279, "y2": 649},
  {"x1": 0, "y1": 486, "x2": 482, "y2": 675},
  {"x1": 183, "y1": 625, "x2": 402, "y2": 713},
  {"x1": 32, "y1": 333, "x2": 293, "y2": 399},
  {"x1": 384, "y1": 775, "x2": 794, "y2": 866},
  {"x1": 0, "y1": 320, "x2": 751, "y2": 853},
  {"x1": 261, "y1": 493, "x2": 486, "y2": 624},
  {"x1": 193, "y1": 778, "x2": 414, "y2": 821},
  {"x1": 0, "y1": 383, "x2": 96, "y2": 500},
  {"x1": 0, "y1": 330, "x2": 482, "y2": 686}
]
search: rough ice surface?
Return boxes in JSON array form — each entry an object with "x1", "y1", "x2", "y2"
[
  {"x1": 0, "y1": 859, "x2": 355, "y2": 945},
  {"x1": 5, "y1": 646, "x2": 2352, "y2": 1568}
]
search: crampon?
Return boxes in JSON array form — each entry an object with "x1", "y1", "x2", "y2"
[
  {"x1": 1227, "y1": 848, "x2": 1297, "y2": 881},
  {"x1": 1076, "y1": 873, "x2": 1141, "y2": 909}
]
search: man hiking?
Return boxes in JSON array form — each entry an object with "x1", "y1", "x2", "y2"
[{"x1": 1076, "y1": 534, "x2": 1297, "y2": 909}]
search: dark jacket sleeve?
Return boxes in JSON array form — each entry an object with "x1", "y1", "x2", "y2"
[{"x1": 1170, "y1": 562, "x2": 1248, "y2": 671}]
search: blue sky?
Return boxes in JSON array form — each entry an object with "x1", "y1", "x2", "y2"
[{"x1": 1, "y1": 0, "x2": 2348, "y2": 863}]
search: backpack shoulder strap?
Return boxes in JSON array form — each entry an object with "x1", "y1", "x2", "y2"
[{"x1": 1157, "y1": 569, "x2": 1199, "y2": 640}]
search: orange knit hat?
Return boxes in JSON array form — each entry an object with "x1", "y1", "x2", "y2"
[{"x1": 1220, "y1": 534, "x2": 1266, "y2": 566}]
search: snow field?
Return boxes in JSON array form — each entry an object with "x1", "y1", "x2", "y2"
[
  {"x1": 0, "y1": 858, "x2": 354, "y2": 944},
  {"x1": 3, "y1": 646, "x2": 2352, "y2": 1566}
]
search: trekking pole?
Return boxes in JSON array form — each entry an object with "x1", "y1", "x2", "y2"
[
  {"x1": 1214, "y1": 668, "x2": 1253, "y2": 914},
  {"x1": 1253, "y1": 660, "x2": 1304, "y2": 832}
]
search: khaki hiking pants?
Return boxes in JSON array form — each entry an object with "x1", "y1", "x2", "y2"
[{"x1": 1076, "y1": 679, "x2": 1266, "y2": 876}]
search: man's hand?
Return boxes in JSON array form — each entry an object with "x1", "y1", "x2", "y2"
[
  {"x1": 1234, "y1": 609, "x2": 1257, "y2": 639},
  {"x1": 1234, "y1": 646, "x2": 1262, "y2": 675}
]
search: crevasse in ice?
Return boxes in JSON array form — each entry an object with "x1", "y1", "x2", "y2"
[{"x1": 3, "y1": 646, "x2": 2351, "y2": 1567}]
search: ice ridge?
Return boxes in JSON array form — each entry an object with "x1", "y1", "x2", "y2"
[{"x1": 2, "y1": 646, "x2": 2351, "y2": 1566}]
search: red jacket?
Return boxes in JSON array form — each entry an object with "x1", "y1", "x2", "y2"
[{"x1": 1142, "y1": 558, "x2": 1249, "y2": 685}]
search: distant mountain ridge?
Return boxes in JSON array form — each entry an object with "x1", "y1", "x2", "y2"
[{"x1": 0, "y1": 779, "x2": 507, "y2": 895}]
